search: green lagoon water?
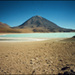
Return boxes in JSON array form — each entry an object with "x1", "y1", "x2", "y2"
[
  {"x1": 0, "y1": 32, "x2": 75, "y2": 42},
  {"x1": 0, "y1": 32, "x2": 75, "y2": 38}
]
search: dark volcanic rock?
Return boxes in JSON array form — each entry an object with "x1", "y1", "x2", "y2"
[
  {"x1": 72, "y1": 36, "x2": 75, "y2": 38},
  {"x1": 61, "y1": 66, "x2": 70, "y2": 70},
  {"x1": 58, "y1": 71, "x2": 75, "y2": 75}
]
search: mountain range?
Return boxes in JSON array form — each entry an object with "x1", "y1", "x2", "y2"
[{"x1": 0, "y1": 15, "x2": 75, "y2": 33}]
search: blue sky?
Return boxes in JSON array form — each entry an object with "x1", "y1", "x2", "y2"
[{"x1": 0, "y1": 1, "x2": 75, "y2": 29}]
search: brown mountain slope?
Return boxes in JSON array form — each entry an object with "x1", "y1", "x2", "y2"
[
  {"x1": 0, "y1": 22, "x2": 10, "y2": 28},
  {"x1": 0, "y1": 22, "x2": 21, "y2": 33}
]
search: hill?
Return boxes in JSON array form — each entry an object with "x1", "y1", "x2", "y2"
[
  {"x1": 0, "y1": 22, "x2": 10, "y2": 28},
  {"x1": 0, "y1": 22, "x2": 20, "y2": 33}
]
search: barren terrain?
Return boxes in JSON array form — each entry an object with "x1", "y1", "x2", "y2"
[{"x1": 0, "y1": 38, "x2": 75, "y2": 74}]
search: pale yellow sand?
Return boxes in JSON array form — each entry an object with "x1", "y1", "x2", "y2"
[{"x1": 0, "y1": 39, "x2": 75, "y2": 74}]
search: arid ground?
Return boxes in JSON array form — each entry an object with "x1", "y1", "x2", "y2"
[{"x1": 0, "y1": 38, "x2": 75, "y2": 74}]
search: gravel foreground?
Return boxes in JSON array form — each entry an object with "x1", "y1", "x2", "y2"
[{"x1": 0, "y1": 38, "x2": 75, "y2": 74}]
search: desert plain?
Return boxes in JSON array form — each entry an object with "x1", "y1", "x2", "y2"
[{"x1": 0, "y1": 37, "x2": 75, "y2": 74}]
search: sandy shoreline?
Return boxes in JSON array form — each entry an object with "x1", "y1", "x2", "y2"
[
  {"x1": 0, "y1": 32, "x2": 75, "y2": 34},
  {"x1": 0, "y1": 38, "x2": 75, "y2": 74},
  {"x1": 0, "y1": 37, "x2": 49, "y2": 42},
  {"x1": 0, "y1": 37, "x2": 65, "y2": 42},
  {"x1": 0, "y1": 38, "x2": 48, "y2": 42}
]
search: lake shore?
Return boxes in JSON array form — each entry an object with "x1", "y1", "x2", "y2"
[
  {"x1": 0, "y1": 32, "x2": 75, "y2": 34},
  {"x1": 0, "y1": 38, "x2": 75, "y2": 74},
  {"x1": 0, "y1": 36, "x2": 65, "y2": 42},
  {"x1": 0, "y1": 37, "x2": 49, "y2": 42}
]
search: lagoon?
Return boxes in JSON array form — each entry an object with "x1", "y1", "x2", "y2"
[
  {"x1": 0, "y1": 32, "x2": 75, "y2": 42},
  {"x1": 0, "y1": 32, "x2": 75, "y2": 38}
]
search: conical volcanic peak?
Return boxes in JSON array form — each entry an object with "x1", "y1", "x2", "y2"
[
  {"x1": 33, "y1": 15, "x2": 43, "y2": 18},
  {"x1": 19, "y1": 15, "x2": 58, "y2": 28},
  {"x1": 30, "y1": 15, "x2": 43, "y2": 20},
  {"x1": 17, "y1": 15, "x2": 74, "y2": 32},
  {"x1": 34, "y1": 15, "x2": 41, "y2": 17}
]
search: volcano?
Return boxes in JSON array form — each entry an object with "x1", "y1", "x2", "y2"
[
  {"x1": 17, "y1": 15, "x2": 74, "y2": 32},
  {"x1": 0, "y1": 15, "x2": 75, "y2": 33}
]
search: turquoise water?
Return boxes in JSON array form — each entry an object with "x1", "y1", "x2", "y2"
[{"x1": 0, "y1": 32, "x2": 75, "y2": 38}]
